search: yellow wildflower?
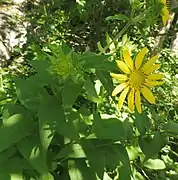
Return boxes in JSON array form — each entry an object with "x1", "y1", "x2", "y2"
[{"x1": 111, "y1": 48, "x2": 164, "y2": 113}]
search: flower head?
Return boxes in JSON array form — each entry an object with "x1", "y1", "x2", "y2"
[
  {"x1": 160, "y1": 0, "x2": 171, "y2": 26},
  {"x1": 111, "y1": 48, "x2": 164, "y2": 113}
]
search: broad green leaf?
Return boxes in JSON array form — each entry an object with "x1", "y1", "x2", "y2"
[
  {"x1": 80, "y1": 52, "x2": 109, "y2": 66},
  {"x1": 163, "y1": 121, "x2": 178, "y2": 135},
  {"x1": 134, "y1": 112, "x2": 150, "y2": 136},
  {"x1": 38, "y1": 94, "x2": 54, "y2": 158},
  {"x1": 68, "y1": 159, "x2": 97, "y2": 180},
  {"x1": 126, "y1": 146, "x2": 139, "y2": 161},
  {"x1": 0, "y1": 112, "x2": 33, "y2": 152},
  {"x1": 104, "y1": 144, "x2": 131, "y2": 173},
  {"x1": 17, "y1": 136, "x2": 48, "y2": 174},
  {"x1": 38, "y1": 95, "x2": 79, "y2": 141},
  {"x1": 15, "y1": 76, "x2": 44, "y2": 111},
  {"x1": 143, "y1": 159, "x2": 166, "y2": 170},
  {"x1": 119, "y1": 166, "x2": 131, "y2": 180},
  {"x1": 2, "y1": 104, "x2": 27, "y2": 121},
  {"x1": 117, "y1": 144, "x2": 131, "y2": 173},
  {"x1": 80, "y1": 52, "x2": 116, "y2": 71},
  {"x1": 0, "y1": 174, "x2": 10, "y2": 180},
  {"x1": 0, "y1": 157, "x2": 31, "y2": 173},
  {"x1": 172, "y1": 7, "x2": 178, "y2": 13},
  {"x1": 106, "y1": 14, "x2": 130, "y2": 21},
  {"x1": 55, "y1": 143, "x2": 86, "y2": 159},
  {"x1": 139, "y1": 132, "x2": 166, "y2": 159},
  {"x1": 134, "y1": 172, "x2": 145, "y2": 180},
  {"x1": 94, "y1": 61, "x2": 117, "y2": 71},
  {"x1": 39, "y1": 118, "x2": 53, "y2": 150},
  {"x1": 39, "y1": 173, "x2": 54, "y2": 180},
  {"x1": 96, "y1": 70, "x2": 114, "y2": 95},
  {"x1": 62, "y1": 78, "x2": 83, "y2": 108},
  {"x1": 62, "y1": 42, "x2": 72, "y2": 55},
  {"x1": 123, "y1": 119, "x2": 133, "y2": 140},
  {"x1": 30, "y1": 59, "x2": 52, "y2": 84},
  {"x1": 10, "y1": 173, "x2": 23, "y2": 180},
  {"x1": 84, "y1": 77, "x2": 102, "y2": 103},
  {"x1": 0, "y1": 146, "x2": 16, "y2": 163},
  {"x1": 81, "y1": 139, "x2": 105, "y2": 179},
  {"x1": 93, "y1": 113, "x2": 127, "y2": 140}
]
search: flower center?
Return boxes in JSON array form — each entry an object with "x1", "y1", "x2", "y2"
[{"x1": 130, "y1": 71, "x2": 145, "y2": 87}]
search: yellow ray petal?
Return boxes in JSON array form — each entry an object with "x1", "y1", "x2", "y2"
[
  {"x1": 135, "y1": 90, "x2": 142, "y2": 113},
  {"x1": 144, "y1": 64, "x2": 161, "y2": 74},
  {"x1": 112, "y1": 82, "x2": 128, "y2": 96},
  {"x1": 147, "y1": 74, "x2": 164, "y2": 80},
  {"x1": 116, "y1": 60, "x2": 131, "y2": 74},
  {"x1": 110, "y1": 73, "x2": 128, "y2": 82},
  {"x1": 141, "y1": 86, "x2": 155, "y2": 104},
  {"x1": 128, "y1": 88, "x2": 135, "y2": 112},
  {"x1": 123, "y1": 50, "x2": 134, "y2": 71},
  {"x1": 118, "y1": 86, "x2": 129, "y2": 111},
  {"x1": 142, "y1": 55, "x2": 158, "y2": 72},
  {"x1": 135, "y1": 47, "x2": 147, "y2": 70},
  {"x1": 144, "y1": 80, "x2": 164, "y2": 87}
]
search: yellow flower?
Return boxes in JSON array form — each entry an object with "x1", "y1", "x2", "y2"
[
  {"x1": 160, "y1": 0, "x2": 171, "y2": 26},
  {"x1": 111, "y1": 48, "x2": 164, "y2": 113}
]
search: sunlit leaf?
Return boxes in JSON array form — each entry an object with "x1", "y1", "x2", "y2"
[{"x1": 143, "y1": 159, "x2": 166, "y2": 170}]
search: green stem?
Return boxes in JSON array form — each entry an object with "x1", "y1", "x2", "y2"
[{"x1": 99, "y1": 22, "x2": 131, "y2": 55}]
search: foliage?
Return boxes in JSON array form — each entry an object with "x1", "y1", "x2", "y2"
[{"x1": 0, "y1": 0, "x2": 178, "y2": 179}]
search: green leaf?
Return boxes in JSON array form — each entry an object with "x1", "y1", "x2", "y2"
[
  {"x1": 96, "y1": 70, "x2": 114, "y2": 95},
  {"x1": 55, "y1": 143, "x2": 86, "y2": 159},
  {"x1": 30, "y1": 59, "x2": 52, "y2": 84},
  {"x1": 61, "y1": 42, "x2": 72, "y2": 55},
  {"x1": 0, "y1": 111, "x2": 33, "y2": 152},
  {"x1": 62, "y1": 78, "x2": 83, "y2": 108},
  {"x1": 134, "y1": 172, "x2": 145, "y2": 180},
  {"x1": 0, "y1": 146, "x2": 16, "y2": 163},
  {"x1": 68, "y1": 159, "x2": 97, "y2": 180},
  {"x1": 39, "y1": 173, "x2": 54, "y2": 180},
  {"x1": 106, "y1": 14, "x2": 130, "y2": 21},
  {"x1": 84, "y1": 77, "x2": 102, "y2": 103},
  {"x1": 104, "y1": 144, "x2": 130, "y2": 171},
  {"x1": 39, "y1": 114, "x2": 53, "y2": 159},
  {"x1": 38, "y1": 95, "x2": 79, "y2": 141},
  {"x1": 172, "y1": 7, "x2": 178, "y2": 13},
  {"x1": 163, "y1": 121, "x2": 178, "y2": 135},
  {"x1": 126, "y1": 146, "x2": 139, "y2": 161},
  {"x1": 119, "y1": 166, "x2": 131, "y2": 180},
  {"x1": 143, "y1": 159, "x2": 166, "y2": 170},
  {"x1": 15, "y1": 76, "x2": 44, "y2": 111},
  {"x1": 10, "y1": 173, "x2": 23, "y2": 180},
  {"x1": 0, "y1": 174, "x2": 10, "y2": 180},
  {"x1": 0, "y1": 157, "x2": 31, "y2": 173},
  {"x1": 134, "y1": 112, "x2": 150, "y2": 136},
  {"x1": 2, "y1": 104, "x2": 27, "y2": 121},
  {"x1": 139, "y1": 132, "x2": 166, "y2": 159},
  {"x1": 116, "y1": 145, "x2": 131, "y2": 178},
  {"x1": 93, "y1": 113, "x2": 127, "y2": 140},
  {"x1": 80, "y1": 53, "x2": 116, "y2": 71},
  {"x1": 17, "y1": 135, "x2": 48, "y2": 174},
  {"x1": 81, "y1": 140, "x2": 105, "y2": 179}
]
